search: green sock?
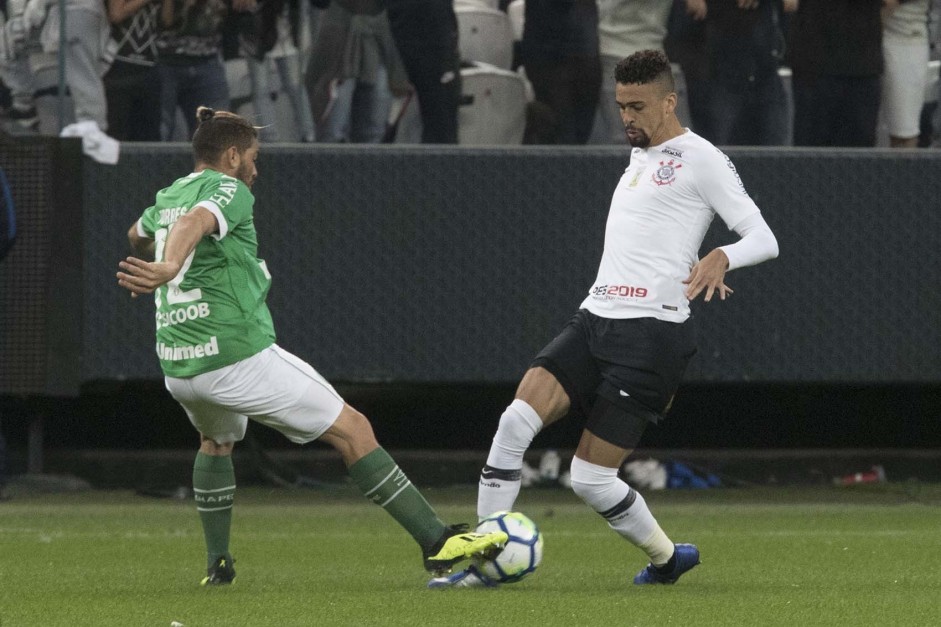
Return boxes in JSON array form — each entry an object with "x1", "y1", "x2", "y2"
[
  {"x1": 193, "y1": 452, "x2": 236, "y2": 568},
  {"x1": 349, "y1": 448, "x2": 446, "y2": 551}
]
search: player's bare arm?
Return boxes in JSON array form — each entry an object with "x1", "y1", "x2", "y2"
[
  {"x1": 684, "y1": 249, "x2": 733, "y2": 303},
  {"x1": 127, "y1": 222, "x2": 155, "y2": 260},
  {"x1": 117, "y1": 206, "x2": 218, "y2": 296}
]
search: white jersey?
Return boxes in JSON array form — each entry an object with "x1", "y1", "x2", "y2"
[{"x1": 581, "y1": 130, "x2": 760, "y2": 322}]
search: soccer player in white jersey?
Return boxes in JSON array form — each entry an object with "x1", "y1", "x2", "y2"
[
  {"x1": 116, "y1": 106, "x2": 507, "y2": 586},
  {"x1": 431, "y1": 50, "x2": 779, "y2": 589}
]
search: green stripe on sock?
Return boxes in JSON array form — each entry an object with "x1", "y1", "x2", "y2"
[
  {"x1": 193, "y1": 453, "x2": 235, "y2": 566},
  {"x1": 349, "y1": 448, "x2": 446, "y2": 551}
]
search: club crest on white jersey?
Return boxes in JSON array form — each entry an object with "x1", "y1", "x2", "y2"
[{"x1": 651, "y1": 159, "x2": 682, "y2": 186}]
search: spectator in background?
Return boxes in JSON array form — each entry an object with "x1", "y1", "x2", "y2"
[
  {"x1": 306, "y1": 0, "x2": 408, "y2": 143},
  {"x1": 0, "y1": 0, "x2": 42, "y2": 130},
  {"x1": 881, "y1": 0, "x2": 930, "y2": 148},
  {"x1": 931, "y1": 0, "x2": 941, "y2": 146},
  {"x1": 244, "y1": 0, "x2": 316, "y2": 142},
  {"x1": 787, "y1": 0, "x2": 887, "y2": 147},
  {"x1": 664, "y1": 0, "x2": 710, "y2": 138},
  {"x1": 105, "y1": 0, "x2": 162, "y2": 141},
  {"x1": 701, "y1": 0, "x2": 796, "y2": 146},
  {"x1": 0, "y1": 0, "x2": 111, "y2": 132},
  {"x1": 591, "y1": 0, "x2": 672, "y2": 145},
  {"x1": 384, "y1": 0, "x2": 461, "y2": 143},
  {"x1": 521, "y1": 0, "x2": 601, "y2": 144},
  {"x1": 157, "y1": 0, "x2": 252, "y2": 140}
]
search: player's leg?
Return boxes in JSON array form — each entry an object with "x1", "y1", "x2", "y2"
[
  {"x1": 477, "y1": 310, "x2": 599, "y2": 519},
  {"x1": 476, "y1": 367, "x2": 569, "y2": 518},
  {"x1": 242, "y1": 345, "x2": 506, "y2": 573},
  {"x1": 320, "y1": 405, "x2": 451, "y2": 558},
  {"x1": 193, "y1": 434, "x2": 238, "y2": 585},
  {"x1": 165, "y1": 374, "x2": 248, "y2": 586},
  {"x1": 576, "y1": 316, "x2": 700, "y2": 585},
  {"x1": 318, "y1": 404, "x2": 506, "y2": 573},
  {"x1": 571, "y1": 409, "x2": 698, "y2": 585}
]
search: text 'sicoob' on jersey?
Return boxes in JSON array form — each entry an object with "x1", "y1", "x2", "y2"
[
  {"x1": 137, "y1": 169, "x2": 276, "y2": 377},
  {"x1": 581, "y1": 130, "x2": 760, "y2": 322}
]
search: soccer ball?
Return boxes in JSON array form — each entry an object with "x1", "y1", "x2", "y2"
[{"x1": 473, "y1": 511, "x2": 543, "y2": 584}]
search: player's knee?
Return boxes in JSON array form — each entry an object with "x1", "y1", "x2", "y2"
[
  {"x1": 494, "y1": 399, "x2": 543, "y2": 448},
  {"x1": 199, "y1": 435, "x2": 234, "y2": 456},
  {"x1": 516, "y1": 368, "x2": 569, "y2": 423},
  {"x1": 344, "y1": 407, "x2": 378, "y2": 446},
  {"x1": 325, "y1": 405, "x2": 379, "y2": 460},
  {"x1": 568, "y1": 456, "x2": 621, "y2": 510}
]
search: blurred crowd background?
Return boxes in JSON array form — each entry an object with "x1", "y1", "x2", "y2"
[{"x1": 1, "y1": 0, "x2": 940, "y2": 148}]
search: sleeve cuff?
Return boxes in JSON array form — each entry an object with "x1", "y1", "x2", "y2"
[{"x1": 197, "y1": 201, "x2": 227, "y2": 240}]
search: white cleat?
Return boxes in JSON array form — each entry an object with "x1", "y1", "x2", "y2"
[{"x1": 427, "y1": 565, "x2": 498, "y2": 589}]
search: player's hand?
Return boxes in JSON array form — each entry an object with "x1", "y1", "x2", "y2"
[
  {"x1": 684, "y1": 249, "x2": 734, "y2": 302},
  {"x1": 117, "y1": 256, "x2": 182, "y2": 297}
]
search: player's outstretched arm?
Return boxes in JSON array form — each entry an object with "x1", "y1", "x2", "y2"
[{"x1": 117, "y1": 206, "x2": 218, "y2": 296}]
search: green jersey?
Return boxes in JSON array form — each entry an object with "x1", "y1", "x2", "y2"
[{"x1": 137, "y1": 169, "x2": 275, "y2": 377}]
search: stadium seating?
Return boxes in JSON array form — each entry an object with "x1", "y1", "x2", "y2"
[
  {"x1": 395, "y1": 62, "x2": 527, "y2": 145},
  {"x1": 457, "y1": 63, "x2": 528, "y2": 145},
  {"x1": 455, "y1": 6, "x2": 514, "y2": 70}
]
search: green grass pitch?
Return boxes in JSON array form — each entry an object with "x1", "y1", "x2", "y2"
[{"x1": 1, "y1": 484, "x2": 939, "y2": 626}]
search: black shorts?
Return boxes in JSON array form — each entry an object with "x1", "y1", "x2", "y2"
[{"x1": 531, "y1": 309, "x2": 697, "y2": 449}]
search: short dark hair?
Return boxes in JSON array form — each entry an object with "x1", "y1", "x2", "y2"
[
  {"x1": 191, "y1": 106, "x2": 258, "y2": 165},
  {"x1": 614, "y1": 50, "x2": 675, "y2": 94}
]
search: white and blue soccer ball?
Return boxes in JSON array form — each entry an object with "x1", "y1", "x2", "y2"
[{"x1": 473, "y1": 511, "x2": 543, "y2": 584}]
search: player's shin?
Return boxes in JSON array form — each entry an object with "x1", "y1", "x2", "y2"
[
  {"x1": 569, "y1": 456, "x2": 674, "y2": 567},
  {"x1": 348, "y1": 447, "x2": 447, "y2": 552},
  {"x1": 477, "y1": 399, "x2": 543, "y2": 520},
  {"x1": 193, "y1": 452, "x2": 236, "y2": 567}
]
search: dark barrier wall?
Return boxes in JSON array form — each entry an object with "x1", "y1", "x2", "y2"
[
  {"x1": 83, "y1": 145, "x2": 941, "y2": 385},
  {"x1": 0, "y1": 136, "x2": 83, "y2": 396}
]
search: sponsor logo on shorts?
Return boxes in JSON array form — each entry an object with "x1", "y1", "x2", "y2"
[{"x1": 157, "y1": 336, "x2": 219, "y2": 361}]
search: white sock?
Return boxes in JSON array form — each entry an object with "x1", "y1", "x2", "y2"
[
  {"x1": 568, "y1": 456, "x2": 674, "y2": 566},
  {"x1": 476, "y1": 399, "x2": 543, "y2": 520}
]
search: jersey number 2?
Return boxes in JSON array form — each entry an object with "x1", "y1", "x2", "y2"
[{"x1": 154, "y1": 225, "x2": 203, "y2": 308}]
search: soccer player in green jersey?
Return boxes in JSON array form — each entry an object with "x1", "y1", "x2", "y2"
[{"x1": 116, "y1": 106, "x2": 506, "y2": 586}]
